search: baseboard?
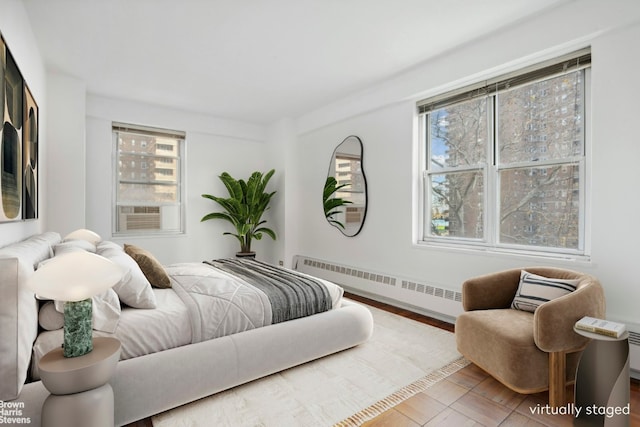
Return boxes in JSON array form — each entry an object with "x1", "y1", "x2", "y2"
[{"x1": 342, "y1": 286, "x2": 456, "y2": 325}]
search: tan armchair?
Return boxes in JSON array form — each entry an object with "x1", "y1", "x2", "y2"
[{"x1": 455, "y1": 267, "x2": 605, "y2": 406}]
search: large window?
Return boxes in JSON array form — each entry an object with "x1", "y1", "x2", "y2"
[
  {"x1": 418, "y1": 50, "x2": 590, "y2": 256},
  {"x1": 113, "y1": 123, "x2": 185, "y2": 235}
]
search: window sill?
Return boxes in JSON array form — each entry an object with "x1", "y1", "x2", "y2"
[
  {"x1": 414, "y1": 240, "x2": 591, "y2": 265},
  {"x1": 112, "y1": 231, "x2": 186, "y2": 239}
]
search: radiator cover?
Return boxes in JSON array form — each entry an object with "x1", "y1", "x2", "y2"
[{"x1": 292, "y1": 255, "x2": 463, "y2": 323}]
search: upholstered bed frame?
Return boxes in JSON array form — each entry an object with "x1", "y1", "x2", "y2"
[{"x1": 1, "y1": 233, "x2": 374, "y2": 426}]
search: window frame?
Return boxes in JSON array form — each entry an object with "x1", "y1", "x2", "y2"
[
  {"x1": 112, "y1": 122, "x2": 186, "y2": 236},
  {"x1": 417, "y1": 51, "x2": 591, "y2": 259}
]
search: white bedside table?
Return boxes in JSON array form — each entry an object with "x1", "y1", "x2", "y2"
[
  {"x1": 39, "y1": 337, "x2": 121, "y2": 427},
  {"x1": 573, "y1": 327, "x2": 629, "y2": 427}
]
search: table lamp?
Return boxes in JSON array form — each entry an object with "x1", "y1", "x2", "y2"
[{"x1": 26, "y1": 251, "x2": 123, "y2": 357}]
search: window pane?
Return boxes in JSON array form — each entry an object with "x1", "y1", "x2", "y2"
[
  {"x1": 499, "y1": 164, "x2": 580, "y2": 249},
  {"x1": 118, "y1": 154, "x2": 178, "y2": 183},
  {"x1": 430, "y1": 171, "x2": 484, "y2": 239},
  {"x1": 430, "y1": 97, "x2": 488, "y2": 169},
  {"x1": 118, "y1": 133, "x2": 179, "y2": 155},
  {"x1": 497, "y1": 71, "x2": 584, "y2": 164},
  {"x1": 118, "y1": 183, "x2": 178, "y2": 203}
]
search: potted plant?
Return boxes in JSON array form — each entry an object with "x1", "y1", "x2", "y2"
[
  {"x1": 201, "y1": 169, "x2": 277, "y2": 257},
  {"x1": 323, "y1": 176, "x2": 352, "y2": 230}
]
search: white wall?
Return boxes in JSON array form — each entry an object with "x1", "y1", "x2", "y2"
[
  {"x1": 83, "y1": 95, "x2": 279, "y2": 265},
  {"x1": 7, "y1": 0, "x2": 640, "y2": 328},
  {"x1": 290, "y1": 0, "x2": 640, "y2": 326},
  {"x1": 266, "y1": 118, "x2": 296, "y2": 266},
  {"x1": 46, "y1": 73, "x2": 86, "y2": 235},
  {"x1": 0, "y1": 1, "x2": 47, "y2": 246}
]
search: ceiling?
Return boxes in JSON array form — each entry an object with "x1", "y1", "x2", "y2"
[{"x1": 23, "y1": 0, "x2": 570, "y2": 124}]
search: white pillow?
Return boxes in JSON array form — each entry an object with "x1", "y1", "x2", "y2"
[
  {"x1": 63, "y1": 229, "x2": 102, "y2": 244},
  {"x1": 38, "y1": 301, "x2": 64, "y2": 331},
  {"x1": 511, "y1": 270, "x2": 579, "y2": 313},
  {"x1": 53, "y1": 239, "x2": 97, "y2": 255},
  {"x1": 97, "y1": 241, "x2": 157, "y2": 309},
  {"x1": 52, "y1": 289, "x2": 121, "y2": 333}
]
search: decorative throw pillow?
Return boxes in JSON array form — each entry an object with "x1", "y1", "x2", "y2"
[
  {"x1": 124, "y1": 244, "x2": 171, "y2": 288},
  {"x1": 511, "y1": 270, "x2": 579, "y2": 313},
  {"x1": 97, "y1": 241, "x2": 157, "y2": 308}
]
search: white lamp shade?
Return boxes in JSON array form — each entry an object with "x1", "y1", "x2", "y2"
[
  {"x1": 64, "y1": 229, "x2": 102, "y2": 245},
  {"x1": 26, "y1": 252, "x2": 123, "y2": 301}
]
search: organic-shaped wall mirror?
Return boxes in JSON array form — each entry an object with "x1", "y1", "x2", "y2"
[{"x1": 323, "y1": 135, "x2": 367, "y2": 236}]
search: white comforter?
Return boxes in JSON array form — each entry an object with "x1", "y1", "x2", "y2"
[{"x1": 167, "y1": 262, "x2": 343, "y2": 342}]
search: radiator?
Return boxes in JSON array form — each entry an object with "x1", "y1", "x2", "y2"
[
  {"x1": 293, "y1": 255, "x2": 640, "y2": 379},
  {"x1": 292, "y1": 255, "x2": 463, "y2": 323}
]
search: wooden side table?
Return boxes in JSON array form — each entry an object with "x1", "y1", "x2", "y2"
[
  {"x1": 39, "y1": 337, "x2": 121, "y2": 427},
  {"x1": 573, "y1": 328, "x2": 630, "y2": 427}
]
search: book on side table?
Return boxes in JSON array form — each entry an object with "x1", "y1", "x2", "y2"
[{"x1": 575, "y1": 316, "x2": 626, "y2": 338}]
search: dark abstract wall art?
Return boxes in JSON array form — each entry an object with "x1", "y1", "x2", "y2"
[
  {"x1": 23, "y1": 84, "x2": 37, "y2": 219},
  {"x1": 0, "y1": 33, "x2": 39, "y2": 222},
  {"x1": 1, "y1": 36, "x2": 22, "y2": 221}
]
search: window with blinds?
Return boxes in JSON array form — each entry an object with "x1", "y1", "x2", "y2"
[
  {"x1": 418, "y1": 49, "x2": 590, "y2": 256},
  {"x1": 113, "y1": 123, "x2": 185, "y2": 235}
]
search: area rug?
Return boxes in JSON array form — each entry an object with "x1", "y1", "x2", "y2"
[{"x1": 152, "y1": 303, "x2": 468, "y2": 427}]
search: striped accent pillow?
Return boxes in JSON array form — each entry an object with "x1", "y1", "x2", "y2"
[{"x1": 511, "y1": 270, "x2": 579, "y2": 313}]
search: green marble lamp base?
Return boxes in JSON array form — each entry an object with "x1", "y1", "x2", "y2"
[{"x1": 63, "y1": 299, "x2": 93, "y2": 358}]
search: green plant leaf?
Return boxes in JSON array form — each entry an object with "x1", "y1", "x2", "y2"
[
  {"x1": 201, "y1": 169, "x2": 277, "y2": 253},
  {"x1": 219, "y1": 172, "x2": 243, "y2": 201},
  {"x1": 327, "y1": 218, "x2": 346, "y2": 229},
  {"x1": 323, "y1": 176, "x2": 352, "y2": 219},
  {"x1": 255, "y1": 227, "x2": 276, "y2": 240}
]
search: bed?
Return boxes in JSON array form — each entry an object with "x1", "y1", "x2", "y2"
[{"x1": 0, "y1": 232, "x2": 373, "y2": 426}]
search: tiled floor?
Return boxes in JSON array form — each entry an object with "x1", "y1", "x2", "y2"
[
  {"x1": 362, "y1": 363, "x2": 575, "y2": 426},
  {"x1": 363, "y1": 362, "x2": 640, "y2": 426}
]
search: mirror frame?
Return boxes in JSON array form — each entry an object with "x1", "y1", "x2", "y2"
[{"x1": 324, "y1": 135, "x2": 367, "y2": 237}]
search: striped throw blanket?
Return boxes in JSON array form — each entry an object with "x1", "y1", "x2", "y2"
[{"x1": 205, "y1": 258, "x2": 333, "y2": 323}]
